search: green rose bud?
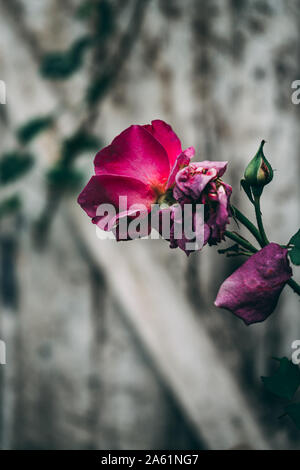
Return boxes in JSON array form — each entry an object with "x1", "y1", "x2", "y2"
[{"x1": 244, "y1": 141, "x2": 273, "y2": 195}]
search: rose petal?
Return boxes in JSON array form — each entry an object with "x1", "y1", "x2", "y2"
[
  {"x1": 174, "y1": 165, "x2": 217, "y2": 201},
  {"x1": 143, "y1": 120, "x2": 182, "y2": 169},
  {"x1": 197, "y1": 161, "x2": 228, "y2": 178},
  {"x1": 77, "y1": 175, "x2": 157, "y2": 225},
  {"x1": 214, "y1": 243, "x2": 293, "y2": 325},
  {"x1": 94, "y1": 125, "x2": 170, "y2": 190},
  {"x1": 166, "y1": 148, "x2": 194, "y2": 190}
]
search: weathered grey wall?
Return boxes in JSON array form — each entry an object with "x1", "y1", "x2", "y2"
[{"x1": 0, "y1": 0, "x2": 300, "y2": 450}]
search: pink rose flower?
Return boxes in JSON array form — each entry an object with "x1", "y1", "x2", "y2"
[
  {"x1": 77, "y1": 120, "x2": 194, "y2": 237},
  {"x1": 214, "y1": 243, "x2": 293, "y2": 325},
  {"x1": 166, "y1": 161, "x2": 232, "y2": 255}
]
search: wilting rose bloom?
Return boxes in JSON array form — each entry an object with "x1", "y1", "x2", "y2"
[
  {"x1": 214, "y1": 243, "x2": 293, "y2": 325},
  {"x1": 166, "y1": 161, "x2": 232, "y2": 255},
  {"x1": 77, "y1": 120, "x2": 194, "y2": 238}
]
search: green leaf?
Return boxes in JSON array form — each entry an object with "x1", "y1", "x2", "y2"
[
  {"x1": 62, "y1": 131, "x2": 101, "y2": 165},
  {"x1": 288, "y1": 229, "x2": 300, "y2": 265},
  {"x1": 47, "y1": 165, "x2": 84, "y2": 192},
  {"x1": 75, "y1": 1, "x2": 94, "y2": 20},
  {"x1": 40, "y1": 36, "x2": 92, "y2": 80},
  {"x1": 86, "y1": 74, "x2": 110, "y2": 105},
  {"x1": 0, "y1": 194, "x2": 21, "y2": 218},
  {"x1": 0, "y1": 151, "x2": 34, "y2": 185},
  {"x1": 76, "y1": 0, "x2": 115, "y2": 38},
  {"x1": 261, "y1": 357, "x2": 300, "y2": 400},
  {"x1": 17, "y1": 115, "x2": 54, "y2": 144},
  {"x1": 285, "y1": 403, "x2": 300, "y2": 430},
  {"x1": 240, "y1": 178, "x2": 254, "y2": 204}
]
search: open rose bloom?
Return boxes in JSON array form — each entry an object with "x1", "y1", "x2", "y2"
[
  {"x1": 78, "y1": 120, "x2": 232, "y2": 255},
  {"x1": 78, "y1": 120, "x2": 297, "y2": 325}
]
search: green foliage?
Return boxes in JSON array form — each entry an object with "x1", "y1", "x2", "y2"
[
  {"x1": 218, "y1": 244, "x2": 240, "y2": 255},
  {"x1": 17, "y1": 115, "x2": 54, "y2": 144},
  {"x1": 285, "y1": 403, "x2": 300, "y2": 430},
  {"x1": 45, "y1": 130, "x2": 100, "y2": 195},
  {"x1": 76, "y1": 0, "x2": 115, "y2": 39},
  {"x1": 61, "y1": 130, "x2": 101, "y2": 165},
  {"x1": 0, "y1": 194, "x2": 21, "y2": 218},
  {"x1": 0, "y1": 151, "x2": 34, "y2": 185},
  {"x1": 262, "y1": 357, "x2": 300, "y2": 430},
  {"x1": 94, "y1": 0, "x2": 115, "y2": 38},
  {"x1": 240, "y1": 178, "x2": 254, "y2": 203},
  {"x1": 75, "y1": 0, "x2": 95, "y2": 19},
  {"x1": 47, "y1": 165, "x2": 84, "y2": 192},
  {"x1": 86, "y1": 73, "x2": 111, "y2": 105},
  {"x1": 40, "y1": 36, "x2": 93, "y2": 79},
  {"x1": 261, "y1": 357, "x2": 300, "y2": 401},
  {"x1": 288, "y1": 229, "x2": 300, "y2": 265}
]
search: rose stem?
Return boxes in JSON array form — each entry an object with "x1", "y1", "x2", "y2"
[
  {"x1": 224, "y1": 230, "x2": 257, "y2": 253},
  {"x1": 253, "y1": 195, "x2": 269, "y2": 246},
  {"x1": 231, "y1": 205, "x2": 264, "y2": 248},
  {"x1": 287, "y1": 279, "x2": 300, "y2": 296}
]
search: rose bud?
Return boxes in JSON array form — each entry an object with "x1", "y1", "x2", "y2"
[
  {"x1": 214, "y1": 243, "x2": 293, "y2": 325},
  {"x1": 243, "y1": 140, "x2": 273, "y2": 196}
]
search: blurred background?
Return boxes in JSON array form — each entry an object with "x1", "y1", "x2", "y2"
[{"x1": 0, "y1": 0, "x2": 300, "y2": 450}]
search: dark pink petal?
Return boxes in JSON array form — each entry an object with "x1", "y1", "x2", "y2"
[
  {"x1": 113, "y1": 213, "x2": 152, "y2": 241},
  {"x1": 143, "y1": 119, "x2": 182, "y2": 169},
  {"x1": 155, "y1": 204, "x2": 210, "y2": 256},
  {"x1": 94, "y1": 125, "x2": 170, "y2": 190},
  {"x1": 77, "y1": 174, "x2": 156, "y2": 225},
  {"x1": 174, "y1": 164, "x2": 218, "y2": 201},
  {"x1": 166, "y1": 147, "x2": 194, "y2": 189},
  {"x1": 207, "y1": 183, "x2": 232, "y2": 244},
  {"x1": 198, "y1": 160, "x2": 228, "y2": 178},
  {"x1": 214, "y1": 243, "x2": 293, "y2": 325}
]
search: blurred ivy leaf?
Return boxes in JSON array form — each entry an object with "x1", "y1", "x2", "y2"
[
  {"x1": 40, "y1": 36, "x2": 93, "y2": 79},
  {"x1": 76, "y1": 0, "x2": 115, "y2": 38},
  {"x1": 0, "y1": 194, "x2": 21, "y2": 218},
  {"x1": 75, "y1": 0, "x2": 94, "y2": 19},
  {"x1": 86, "y1": 74, "x2": 110, "y2": 105},
  {"x1": 285, "y1": 403, "x2": 300, "y2": 430},
  {"x1": 288, "y1": 229, "x2": 300, "y2": 265},
  {"x1": 0, "y1": 151, "x2": 34, "y2": 185},
  {"x1": 62, "y1": 130, "x2": 101, "y2": 165},
  {"x1": 17, "y1": 115, "x2": 54, "y2": 144},
  {"x1": 47, "y1": 165, "x2": 84, "y2": 192},
  {"x1": 261, "y1": 357, "x2": 300, "y2": 401}
]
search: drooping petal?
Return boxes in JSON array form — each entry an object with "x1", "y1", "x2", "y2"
[
  {"x1": 214, "y1": 243, "x2": 293, "y2": 325},
  {"x1": 77, "y1": 174, "x2": 157, "y2": 227},
  {"x1": 158, "y1": 204, "x2": 210, "y2": 256},
  {"x1": 206, "y1": 183, "x2": 232, "y2": 244},
  {"x1": 143, "y1": 120, "x2": 182, "y2": 169},
  {"x1": 94, "y1": 125, "x2": 170, "y2": 190}
]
